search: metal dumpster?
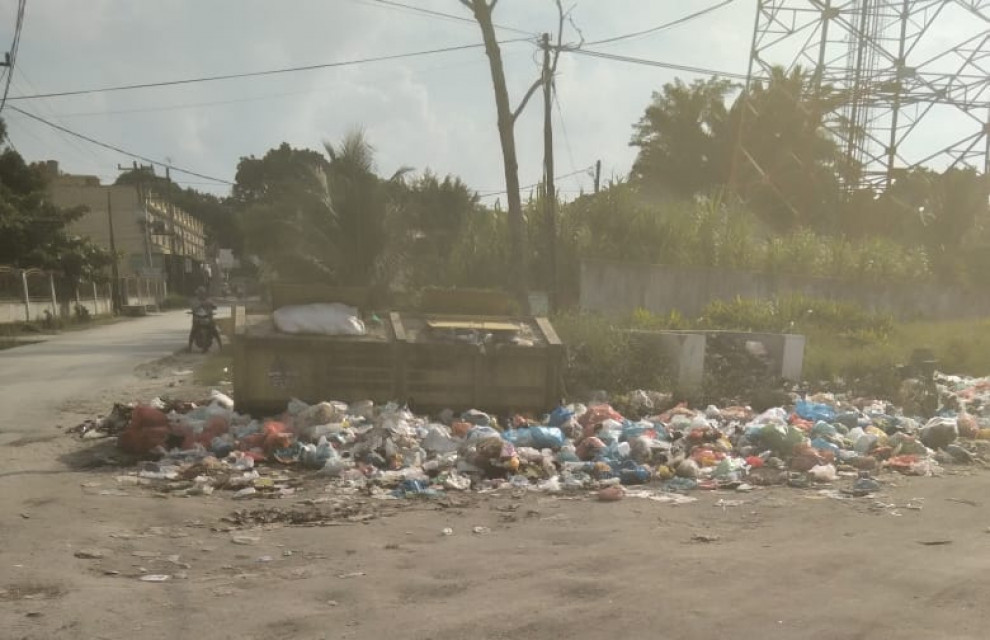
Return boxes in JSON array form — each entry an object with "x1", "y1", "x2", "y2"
[
  {"x1": 391, "y1": 313, "x2": 563, "y2": 415},
  {"x1": 233, "y1": 304, "x2": 563, "y2": 416}
]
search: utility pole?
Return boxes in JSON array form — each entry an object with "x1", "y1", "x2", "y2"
[
  {"x1": 594, "y1": 160, "x2": 602, "y2": 194},
  {"x1": 106, "y1": 188, "x2": 121, "y2": 313},
  {"x1": 164, "y1": 166, "x2": 180, "y2": 295},
  {"x1": 541, "y1": 32, "x2": 557, "y2": 312}
]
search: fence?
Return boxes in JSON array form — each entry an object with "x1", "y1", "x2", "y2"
[
  {"x1": 579, "y1": 259, "x2": 990, "y2": 321},
  {"x1": 0, "y1": 266, "x2": 166, "y2": 324}
]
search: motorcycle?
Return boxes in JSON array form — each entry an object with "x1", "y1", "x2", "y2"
[{"x1": 188, "y1": 306, "x2": 219, "y2": 353}]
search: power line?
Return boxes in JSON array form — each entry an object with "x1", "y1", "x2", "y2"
[
  {"x1": 37, "y1": 49, "x2": 523, "y2": 118},
  {"x1": 585, "y1": 0, "x2": 739, "y2": 47},
  {"x1": 552, "y1": 84, "x2": 582, "y2": 191},
  {"x1": 0, "y1": 0, "x2": 27, "y2": 113},
  {"x1": 14, "y1": 68, "x2": 114, "y2": 170},
  {"x1": 7, "y1": 105, "x2": 234, "y2": 185},
  {"x1": 5, "y1": 38, "x2": 530, "y2": 102},
  {"x1": 478, "y1": 165, "x2": 594, "y2": 199},
  {"x1": 345, "y1": 0, "x2": 535, "y2": 36},
  {"x1": 566, "y1": 48, "x2": 748, "y2": 81}
]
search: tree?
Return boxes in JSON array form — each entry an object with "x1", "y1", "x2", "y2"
[
  {"x1": 234, "y1": 131, "x2": 407, "y2": 288},
  {"x1": 461, "y1": 0, "x2": 573, "y2": 305},
  {"x1": 729, "y1": 66, "x2": 845, "y2": 232},
  {"x1": 0, "y1": 119, "x2": 114, "y2": 290},
  {"x1": 391, "y1": 171, "x2": 480, "y2": 288},
  {"x1": 234, "y1": 142, "x2": 336, "y2": 283},
  {"x1": 629, "y1": 77, "x2": 736, "y2": 198},
  {"x1": 322, "y1": 130, "x2": 410, "y2": 287}
]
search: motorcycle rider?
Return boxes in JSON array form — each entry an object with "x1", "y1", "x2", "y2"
[{"x1": 188, "y1": 286, "x2": 223, "y2": 352}]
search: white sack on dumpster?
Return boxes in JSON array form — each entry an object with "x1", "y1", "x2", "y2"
[{"x1": 273, "y1": 303, "x2": 367, "y2": 336}]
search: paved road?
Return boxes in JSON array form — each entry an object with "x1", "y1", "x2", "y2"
[{"x1": 0, "y1": 311, "x2": 190, "y2": 436}]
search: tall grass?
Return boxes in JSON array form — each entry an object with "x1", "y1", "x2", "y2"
[{"x1": 552, "y1": 185, "x2": 933, "y2": 291}]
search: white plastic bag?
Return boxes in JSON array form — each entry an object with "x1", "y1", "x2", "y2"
[{"x1": 273, "y1": 303, "x2": 366, "y2": 336}]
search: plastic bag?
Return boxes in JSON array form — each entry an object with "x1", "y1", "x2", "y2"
[
  {"x1": 118, "y1": 405, "x2": 171, "y2": 455},
  {"x1": 919, "y1": 417, "x2": 958, "y2": 450},
  {"x1": 422, "y1": 425, "x2": 460, "y2": 454},
  {"x1": 273, "y1": 303, "x2": 366, "y2": 336},
  {"x1": 795, "y1": 400, "x2": 836, "y2": 423},
  {"x1": 808, "y1": 464, "x2": 837, "y2": 482},
  {"x1": 548, "y1": 406, "x2": 574, "y2": 428},
  {"x1": 759, "y1": 423, "x2": 806, "y2": 457}
]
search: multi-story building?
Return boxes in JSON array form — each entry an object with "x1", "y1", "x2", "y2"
[{"x1": 42, "y1": 161, "x2": 208, "y2": 297}]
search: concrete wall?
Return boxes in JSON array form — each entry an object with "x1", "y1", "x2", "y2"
[
  {"x1": 0, "y1": 278, "x2": 158, "y2": 324},
  {"x1": 580, "y1": 260, "x2": 990, "y2": 321}
]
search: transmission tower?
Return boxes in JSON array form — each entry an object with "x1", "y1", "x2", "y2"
[{"x1": 740, "y1": 0, "x2": 989, "y2": 195}]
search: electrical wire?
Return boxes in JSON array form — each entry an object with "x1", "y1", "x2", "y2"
[
  {"x1": 584, "y1": 0, "x2": 739, "y2": 47},
  {"x1": 478, "y1": 165, "x2": 594, "y2": 199},
  {"x1": 14, "y1": 67, "x2": 114, "y2": 170},
  {"x1": 566, "y1": 48, "x2": 748, "y2": 80},
  {"x1": 552, "y1": 84, "x2": 582, "y2": 192},
  {"x1": 7, "y1": 105, "x2": 234, "y2": 185},
  {"x1": 0, "y1": 0, "x2": 27, "y2": 113},
  {"x1": 5, "y1": 38, "x2": 530, "y2": 102},
  {"x1": 344, "y1": 0, "x2": 535, "y2": 36},
  {"x1": 39, "y1": 48, "x2": 528, "y2": 118}
]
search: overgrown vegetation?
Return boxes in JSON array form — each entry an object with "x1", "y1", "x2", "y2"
[
  {"x1": 552, "y1": 313, "x2": 672, "y2": 399},
  {"x1": 552, "y1": 295, "x2": 990, "y2": 404}
]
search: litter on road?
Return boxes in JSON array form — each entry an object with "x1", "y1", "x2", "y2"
[{"x1": 66, "y1": 373, "x2": 990, "y2": 507}]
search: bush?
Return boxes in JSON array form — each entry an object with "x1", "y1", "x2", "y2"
[
  {"x1": 697, "y1": 294, "x2": 894, "y2": 339},
  {"x1": 73, "y1": 303, "x2": 92, "y2": 323},
  {"x1": 553, "y1": 312, "x2": 671, "y2": 399}
]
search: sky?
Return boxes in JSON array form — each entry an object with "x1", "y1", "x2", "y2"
[{"x1": 0, "y1": 0, "x2": 984, "y2": 201}]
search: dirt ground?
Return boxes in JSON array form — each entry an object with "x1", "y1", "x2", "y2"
[{"x1": 3, "y1": 356, "x2": 990, "y2": 640}]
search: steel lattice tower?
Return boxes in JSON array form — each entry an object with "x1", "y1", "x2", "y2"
[{"x1": 741, "y1": 0, "x2": 989, "y2": 194}]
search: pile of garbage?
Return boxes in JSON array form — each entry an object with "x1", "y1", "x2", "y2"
[{"x1": 74, "y1": 374, "x2": 990, "y2": 500}]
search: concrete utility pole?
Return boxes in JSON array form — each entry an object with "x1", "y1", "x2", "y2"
[
  {"x1": 594, "y1": 160, "x2": 602, "y2": 194},
  {"x1": 164, "y1": 166, "x2": 180, "y2": 295},
  {"x1": 106, "y1": 188, "x2": 121, "y2": 313},
  {"x1": 541, "y1": 32, "x2": 557, "y2": 312}
]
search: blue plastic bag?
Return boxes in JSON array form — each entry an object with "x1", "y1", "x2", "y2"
[
  {"x1": 392, "y1": 479, "x2": 444, "y2": 499},
  {"x1": 502, "y1": 427, "x2": 565, "y2": 450},
  {"x1": 548, "y1": 406, "x2": 574, "y2": 428},
  {"x1": 501, "y1": 428, "x2": 534, "y2": 448},
  {"x1": 810, "y1": 437, "x2": 841, "y2": 458},
  {"x1": 622, "y1": 421, "x2": 661, "y2": 441},
  {"x1": 810, "y1": 421, "x2": 838, "y2": 439},
  {"x1": 531, "y1": 427, "x2": 565, "y2": 449},
  {"x1": 466, "y1": 426, "x2": 501, "y2": 441},
  {"x1": 618, "y1": 460, "x2": 652, "y2": 485},
  {"x1": 796, "y1": 400, "x2": 836, "y2": 423}
]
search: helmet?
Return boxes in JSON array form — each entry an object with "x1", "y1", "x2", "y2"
[{"x1": 195, "y1": 286, "x2": 207, "y2": 297}]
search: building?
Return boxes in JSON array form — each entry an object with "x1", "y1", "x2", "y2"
[{"x1": 43, "y1": 161, "x2": 208, "y2": 298}]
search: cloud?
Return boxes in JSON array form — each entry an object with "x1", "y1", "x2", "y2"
[{"x1": 4, "y1": 0, "x2": 981, "y2": 197}]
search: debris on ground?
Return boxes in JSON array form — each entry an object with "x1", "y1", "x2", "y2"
[{"x1": 65, "y1": 373, "x2": 990, "y2": 512}]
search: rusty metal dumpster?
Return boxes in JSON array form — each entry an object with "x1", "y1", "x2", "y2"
[
  {"x1": 391, "y1": 313, "x2": 563, "y2": 415},
  {"x1": 232, "y1": 304, "x2": 563, "y2": 416}
]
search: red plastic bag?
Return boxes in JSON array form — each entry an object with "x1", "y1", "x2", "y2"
[
  {"x1": 577, "y1": 437, "x2": 605, "y2": 461},
  {"x1": 578, "y1": 405, "x2": 623, "y2": 431},
  {"x1": 197, "y1": 416, "x2": 230, "y2": 447},
  {"x1": 118, "y1": 405, "x2": 170, "y2": 455},
  {"x1": 261, "y1": 421, "x2": 292, "y2": 453}
]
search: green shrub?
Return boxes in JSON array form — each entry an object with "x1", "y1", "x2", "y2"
[
  {"x1": 553, "y1": 312, "x2": 671, "y2": 398},
  {"x1": 697, "y1": 294, "x2": 893, "y2": 338}
]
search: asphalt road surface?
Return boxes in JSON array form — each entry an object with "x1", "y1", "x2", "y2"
[{"x1": 0, "y1": 311, "x2": 190, "y2": 440}]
